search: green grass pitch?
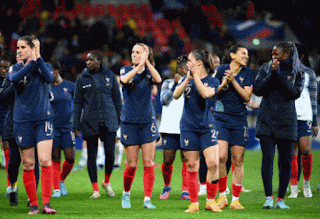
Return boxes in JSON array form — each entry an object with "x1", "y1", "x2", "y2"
[{"x1": 1, "y1": 149, "x2": 320, "y2": 218}]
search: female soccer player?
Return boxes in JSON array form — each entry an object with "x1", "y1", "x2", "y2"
[
  {"x1": 50, "y1": 61, "x2": 76, "y2": 198},
  {"x1": 173, "y1": 49, "x2": 221, "y2": 213},
  {"x1": 159, "y1": 55, "x2": 189, "y2": 200},
  {"x1": 214, "y1": 45, "x2": 254, "y2": 210},
  {"x1": 254, "y1": 41, "x2": 304, "y2": 209},
  {"x1": 289, "y1": 45, "x2": 318, "y2": 198},
  {"x1": 8, "y1": 36, "x2": 56, "y2": 215},
  {"x1": 0, "y1": 59, "x2": 12, "y2": 196},
  {"x1": 120, "y1": 43, "x2": 161, "y2": 209},
  {"x1": 73, "y1": 50, "x2": 122, "y2": 199}
]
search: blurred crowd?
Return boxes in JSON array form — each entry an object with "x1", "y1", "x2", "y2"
[{"x1": 0, "y1": 0, "x2": 319, "y2": 83}]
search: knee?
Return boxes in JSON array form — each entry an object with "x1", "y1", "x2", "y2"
[
  {"x1": 300, "y1": 148, "x2": 311, "y2": 157},
  {"x1": 126, "y1": 160, "x2": 138, "y2": 169},
  {"x1": 142, "y1": 157, "x2": 154, "y2": 167},
  {"x1": 206, "y1": 160, "x2": 219, "y2": 171},
  {"x1": 22, "y1": 159, "x2": 35, "y2": 170},
  {"x1": 232, "y1": 156, "x2": 244, "y2": 168},
  {"x1": 219, "y1": 155, "x2": 228, "y2": 165},
  {"x1": 163, "y1": 157, "x2": 174, "y2": 165},
  {"x1": 38, "y1": 157, "x2": 52, "y2": 167},
  {"x1": 65, "y1": 157, "x2": 75, "y2": 164},
  {"x1": 187, "y1": 161, "x2": 199, "y2": 171}
]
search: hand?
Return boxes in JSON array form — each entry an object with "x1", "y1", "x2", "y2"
[
  {"x1": 225, "y1": 69, "x2": 235, "y2": 82},
  {"x1": 186, "y1": 70, "x2": 193, "y2": 81},
  {"x1": 32, "y1": 39, "x2": 41, "y2": 59},
  {"x1": 139, "y1": 50, "x2": 148, "y2": 66},
  {"x1": 271, "y1": 58, "x2": 280, "y2": 71},
  {"x1": 174, "y1": 73, "x2": 181, "y2": 83},
  {"x1": 75, "y1": 130, "x2": 82, "y2": 139},
  {"x1": 186, "y1": 62, "x2": 197, "y2": 77}
]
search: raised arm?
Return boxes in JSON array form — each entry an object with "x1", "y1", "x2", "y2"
[
  {"x1": 146, "y1": 60, "x2": 162, "y2": 84},
  {"x1": 37, "y1": 58, "x2": 54, "y2": 83},
  {"x1": 8, "y1": 62, "x2": 36, "y2": 82},
  {"x1": 173, "y1": 74, "x2": 192, "y2": 99},
  {"x1": 253, "y1": 62, "x2": 273, "y2": 96},
  {"x1": 193, "y1": 74, "x2": 216, "y2": 99},
  {"x1": 160, "y1": 79, "x2": 176, "y2": 106}
]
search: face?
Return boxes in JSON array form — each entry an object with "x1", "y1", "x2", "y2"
[
  {"x1": 187, "y1": 52, "x2": 198, "y2": 68},
  {"x1": 231, "y1": 47, "x2": 249, "y2": 66},
  {"x1": 86, "y1": 53, "x2": 101, "y2": 71},
  {"x1": 53, "y1": 69, "x2": 60, "y2": 82},
  {"x1": 213, "y1": 55, "x2": 220, "y2": 69},
  {"x1": 17, "y1": 40, "x2": 32, "y2": 62},
  {"x1": 0, "y1": 61, "x2": 10, "y2": 78},
  {"x1": 272, "y1": 46, "x2": 289, "y2": 61},
  {"x1": 131, "y1": 45, "x2": 145, "y2": 65},
  {"x1": 177, "y1": 64, "x2": 188, "y2": 76}
]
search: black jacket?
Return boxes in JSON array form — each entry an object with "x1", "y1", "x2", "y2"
[
  {"x1": 253, "y1": 60, "x2": 304, "y2": 141},
  {"x1": 0, "y1": 74, "x2": 21, "y2": 140},
  {"x1": 73, "y1": 66, "x2": 122, "y2": 139}
]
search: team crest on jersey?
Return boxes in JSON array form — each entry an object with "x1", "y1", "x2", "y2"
[
  {"x1": 106, "y1": 77, "x2": 110, "y2": 86},
  {"x1": 239, "y1": 77, "x2": 244, "y2": 86},
  {"x1": 184, "y1": 139, "x2": 189, "y2": 147},
  {"x1": 63, "y1": 88, "x2": 68, "y2": 93},
  {"x1": 18, "y1": 136, "x2": 22, "y2": 143},
  {"x1": 163, "y1": 139, "x2": 167, "y2": 145},
  {"x1": 123, "y1": 134, "x2": 127, "y2": 140}
]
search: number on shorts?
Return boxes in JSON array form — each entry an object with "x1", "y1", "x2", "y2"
[
  {"x1": 151, "y1": 123, "x2": 157, "y2": 133},
  {"x1": 45, "y1": 121, "x2": 53, "y2": 134},
  {"x1": 70, "y1": 131, "x2": 76, "y2": 143},
  {"x1": 211, "y1": 129, "x2": 218, "y2": 140},
  {"x1": 243, "y1": 126, "x2": 248, "y2": 138}
]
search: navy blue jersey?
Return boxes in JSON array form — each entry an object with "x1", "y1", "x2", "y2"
[
  {"x1": 180, "y1": 75, "x2": 219, "y2": 131},
  {"x1": 8, "y1": 58, "x2": 54, "y2": 122},
  {"x1": 214, "y1": 64, "x2": 254, "y2": 116},
  {"x1": 120, "y1": 66, "x2": 155, "y2": 123},
  {"x1": 50, "y1": 80, "x2": 75, "y2": 129}
]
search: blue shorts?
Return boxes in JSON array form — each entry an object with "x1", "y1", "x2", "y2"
[
  {"x1": 180, "y1": 129, "x2": 218, "y2": 151},
  {"x1": 297, "y1": 120, "x2": 313, "y2": 139},
  {"x1": 120, "y1": 122, "x2": 160, "y2": 146},
  {"x1": 14, "y1": 120, "x2": 54, "y2": 147},
  {"x1": 214, "y1": 113, "x2": 248, "y2": 146},
  {"x1": 53, "y1": 128, "x2": 76, "y2": 149},
  {"x1": 161, "y1": 133, "x2": 181, "y2": 150}
]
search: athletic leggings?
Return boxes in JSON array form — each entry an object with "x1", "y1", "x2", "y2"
[
  {"x1": 260, "y1": 136, "x2": 293, "y2": 199},
  {"x1": 86, "y1": 132, "x2": 116, "y2": 183}
]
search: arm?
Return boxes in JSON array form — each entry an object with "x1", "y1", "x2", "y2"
[
  {"x1": 37, "y1": 58, "x2": 54, "y2": 83},
  {"x1": 193, "y1": 74, "x2": 216, "y2": 99},
  {"x1": 111, "y1": 73, "x2": 122, "y2": 124},
  {"x1": 8, "y1": 61, "x2": 36, "y2": 82},
  {"x1": 173, "y1": 74, "x2": 191, "y2": 99},
  {"x1": 228, "y1": 71, "x2": 253, "y2": 103},
  {"x1": 253, "y1": 62, "x2": 273, "y2": 96},
  {"x1": 307, "y1": 69, "x2": 318, "y2": 135},
  {"x1": 160, "y1": 79, "x2": 176, "y2": 106},
  {"x1": 120, "y1": 64, "x2": 144, "y2": 84},
  {"x1": 146, "y1": 60, "x2": 162, "y2": 84},
  {"x1": 276, "y1": 70, "x2": 304, "y2": 100},
  {"x1": 0, "y1": 75, "x2": 15, "y2": 106},
  {"x1": 73, "y1": 76, "x2": 84, "y2": 133}
]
